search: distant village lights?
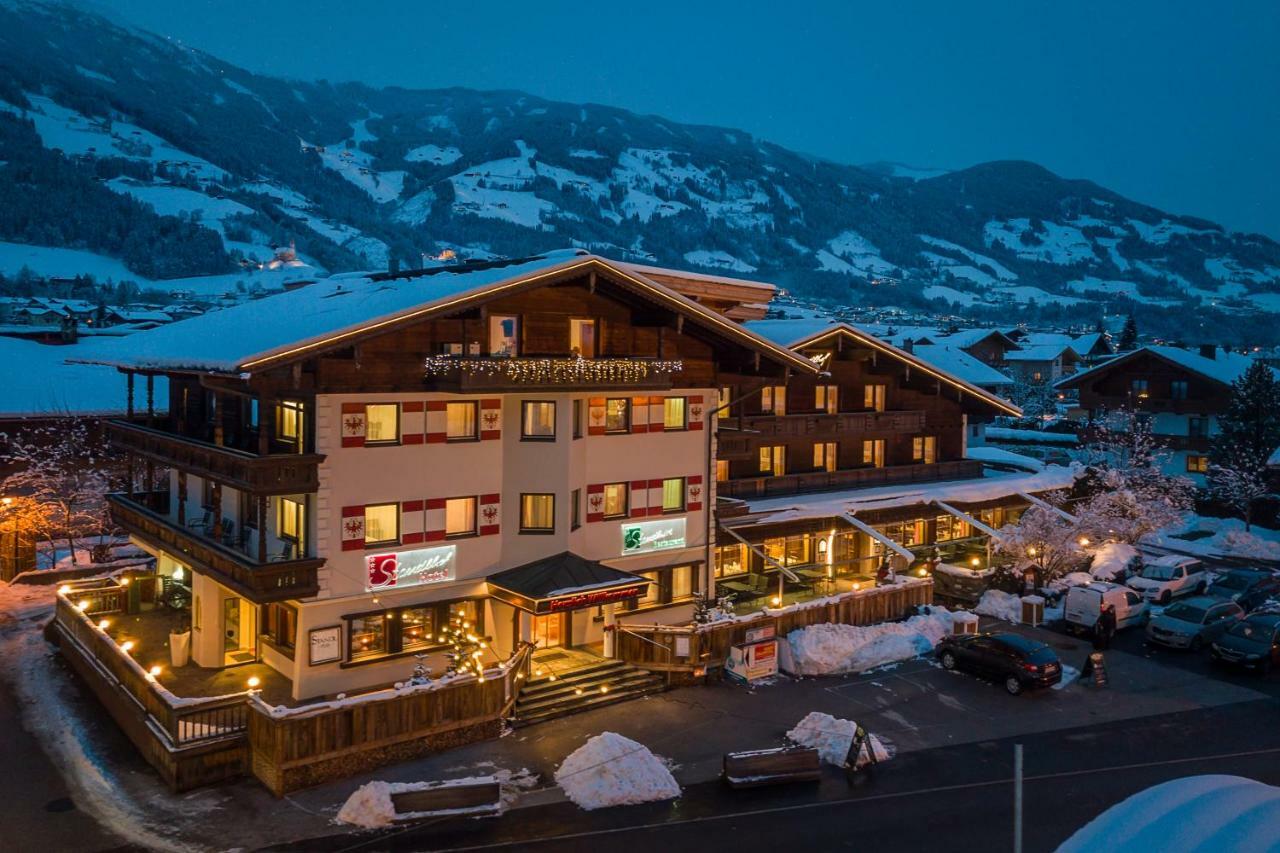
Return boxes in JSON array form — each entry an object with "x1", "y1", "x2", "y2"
[{"x1": 423, "y1": 356, "x2": 684, "y2": 384}]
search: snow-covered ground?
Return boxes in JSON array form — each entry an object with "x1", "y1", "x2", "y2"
[
  {"x1": 784, "y1": 608, "x2": 954, "y2": 676},
  {"x1": 554, "y1": 732, "x2": 680, "y2": 810},
  {"x1": 1146, "y1": 516, "x2": 1280, "y2": 562},
  {"x1": 786, "y1": 711, "x2": 891, "y2": 768}
]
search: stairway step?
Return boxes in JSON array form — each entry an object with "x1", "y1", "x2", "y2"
[
  {"x1": 512, "y1": 682, "x2": 665, "y2": 726},
  {"x1": 525, "y1": 659, "x2": 626, "y2": 688},
  {"x1": 515, "y1": 672, "x2": 661, "y2": 712},
  {"x1": 519, "y1": 665, "x2": 639, "y2": 697}
]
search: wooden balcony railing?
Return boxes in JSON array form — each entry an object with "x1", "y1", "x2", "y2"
[
  {"x1": 718, "y1": 458, "x2": 984, "y2": 499},
  {"x1": 107, "y1": 420, "x2": 323, "y2": 495},
  {"x1": 423, "y1": 356, "x2": 682, "y2": 392},
  {"x1": 715, "y1": 411, "x2": 929, "y2": 460},
  {"x1": 107, "y1": 492, "x2": 321, "y2": 603}
]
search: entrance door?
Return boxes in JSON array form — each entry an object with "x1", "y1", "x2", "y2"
[
  {"x1": 223, "y1": 597, "x2": 240, "y2": 653},
  {"x1": 223, "y1": 596, "x2": 258, "y2": 665},
  {"x1": 532, "y1": 613, "x2": 563, "y2": 648}
]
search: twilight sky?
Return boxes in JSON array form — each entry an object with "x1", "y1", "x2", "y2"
[{"x1": 91, "y1": 0, "x2": 1280, "y2": 237}]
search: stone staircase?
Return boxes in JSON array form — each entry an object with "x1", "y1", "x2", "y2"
[{"x1": 511, "y1": 655, "x2": 665, "y2": 726}]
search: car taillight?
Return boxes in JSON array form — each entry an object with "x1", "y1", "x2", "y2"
[{"x1": 1023, "y1": 662, "x2": 1040, "y2": 672}]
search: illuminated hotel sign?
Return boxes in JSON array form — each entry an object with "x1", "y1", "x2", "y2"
[
  {"x1": 366, "y1": 545, "x2": 456, "y2": 591},
  {"x1": 621, "y1": 517, "x2": 687, "y2": 556}
]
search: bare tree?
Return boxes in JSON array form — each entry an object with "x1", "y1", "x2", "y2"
[
  {"x1": 1207, "y1": 464, "x2": 1271, "y2": 532},
  {"x1": 992, "y1": 493, "x2": 1086, "y2": 588}
]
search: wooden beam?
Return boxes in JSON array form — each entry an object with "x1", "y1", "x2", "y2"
[
  {"x1": 146, "y1": 375, "x2": 155, "y2": 428},
  {"x1": 176, "y1": 471, "x2": 187, "y2": 525},
  {"x1": 211, "y1": 483, "x2": 223, "y2": 542},
  {"x1": 126, "y1": 372, "x2": 134, "y2": 420},
  {"x1": 258, "y1": 496, "x2": 268, "y2": 563}
]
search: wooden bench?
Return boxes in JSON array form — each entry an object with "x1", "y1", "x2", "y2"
[
  {"x1": 722, "y1": 746, "x2": 821, "y2": 788},
  {"x1": 389, "y1": 778, "x2": 502, "y2": 821}
]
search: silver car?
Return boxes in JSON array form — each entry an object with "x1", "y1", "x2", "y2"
[{"x1": 1145, "y1": 597, "x2": 1244, "y2": 650}]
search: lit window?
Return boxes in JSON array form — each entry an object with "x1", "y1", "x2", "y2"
[
  {"x1": 759, "y1": 445, "x2": 786, "y2": 475},
  {"x1": 363, "y1": 503, "x2": 399, "y2": 545},
  {"x1": 445, "y1": 497, "x2": 477, "y2": 537},
  {"x1": 365, "y1": 404, "x2": 399, "y2": 444},
  {"x1": 277, "y1": 498, "x2": 304, "y2": 543},
  {"x1": 663, "y1": 397, "x2": 687, "y2": 430},
  {"x1": 715, "y1": 544, "x2": 747, "y2": 577},
  {"x1": 816, "y1": 385, "x2": 838, "y2": 413},
  {"x1": 662, "y1": 477, "x2": 685, "y2": 512},
  {"x1": 864, "y1": 384, "x2": 886, "y2": 412},
  {"x1": 814, "y1": 442, "x2": 837, "y2": 472},
  {"x1": 349, "y1": 613, "x2": 387, "y2": 660},
  {"x1": 862, "y1": 439, "x2": 885, "y2": 468},
  {"x1": 716, "y1": 459, "x2": 729, "y2": 482},
  {"x1": 520, "y1": 494, "x2": 555, "y2": 532},
  {"x1": 489, "y1": 314, "x2": 519, "y2": 357},
  {"x1": 276, "y1": 400, "x2": 303, "y2": 443},
  {"x1": 605, "y1": 398, "x2": 630, "y2": 433},
  {"x1": 521, "y1": 401, "x2": 556, "y2": 439},
  {"x1": 671, "y1": 564, "x2": 693, "y2": 599},
  {"x1": 1186, "y1": 455, "x2": 1209, "y2": 474},
  {"x1": 602, "y1": 483, "x2": 628, "y2": 518},
  {"x1": 401, "y1": 607, "x2": 435, "y2": 651},
  {"x1": 569, "y1": 318, "x2": 597, "y2": 357},
  {"x1": 718, "y1": 387, "x2": 732, "y2": 419},
  {"x1": 446, "y1": 402, "x2": 478, "y2": 440},
  {"x1": 913, "y1": 436, "x2": 937, "y2": 464},
  {"x1": 761, "y1": 386, "x2": 787, "y2": 414}
]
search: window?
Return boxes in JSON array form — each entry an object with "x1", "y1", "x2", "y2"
[
  {"x1": 1189, "y1": 417, "x2": 1210, "y2": 438},
  {"x1": 759, "y1": 445, "x2": 786, "y2": 476},
  {"x1": 602, "y1": 483, "x2": 628, "y2": 519},
  {"x1": 913, "y1": 436, "x2": 937, "y2": 464},
  {"x1": 1186, "y1": 455, "x2": 1209, "y2": 474},
  {"x1": 489, "y1": 314, "x2": 519, "y2": 357},
  {"x1": 1032, "y1": 372, "x2": 1043, "y2": 383},
  {"x1": 520, "y1": 493, "x2": 555, "y2": 532},
  {"x1": 935, "y1": 514, "x2": 970, "y2": 542},
  {"x1": 521, "y1": 401, "x2": 556, "y2": 439},
  {"x1": 277, "y1": 497, "x2": 304, "y2": 542},
  {"x1": 626, "y1": 564, "x2": 698, "y2": 610},
  {"x1": 816, "y1": 385, "x2": 838, "y2": 414},
  {"x1": 716, "y1": 459, "x2": 729, "y2": 482},
  {"x1": 763, "y1": 535, "x2": 813, "y2": 567},
  {"x1": 1170, "y1": 380, "x2": 1188, "y2": 401},
  {"x1": 571, "y1": 488, "x2": 581, "y2": 530},
  {"x1": 1131, "y1": 378, "x2": 1149, "y2": 396},
  {"x1": 446, "y1": 402, "x2": 478, "y2": 441},
  {"x1": 718, "y1": 387, "x2": 732, "y2": 419},
  {"x1": 445, "y1": 497, "x2": 477, "y2": 537},
  {"x1": 605, "y1": 398, "x2": 630, "y2": 433},
  {"x1": 862, "y1": 439, "x2": 885, "y2": 468},
  {"x1": 365, "y1": 404, "x2": 399, "y2": 444},
  {"x1": 881, "y1": 520, "x2": 925, "y2": 547},
  {"x1": 662, "y1": 477, "x2": 685, "y2": 513},
  {"x1": 663, "y1": 397, "x2": 687, "y2": 430},
  {"x1": 864, "y1": 384, "x2": 886, "y2": 412},
  {"x1": 261, "y1": 603, "x2": 297, "y2": 656},
  {"x1": 671, "y1": 564, "x2": 693, "y2": 599},
  {"x1": 761, "y1": 386, "x2": 787, "y2": 414},
  {"x1": 569, "y1": 318, "x2": 597, "y2": 357},
  {"x1": 349, "y1": 613, "x2": 387, "y2": 660},
  {"x1": 276, "y1": 400, "x2": 304, "y2": 443},
  {"x1": 247, "y1": 398, "x2": 260, "y2": 429},
  {"x1": 814, "y1": 441, "x2": 837, "y2": 472},
  {"x1": 201, "y1": 478, "x2": 215, "y2": 510},
  {"x1": 364, "y1": 503, "x2": 399, "y2": 546},
  {"x1": 400, "y1": 607, "x2": 435, "y2": 651},
  {"x1": 715, "y1": 544, "x2": 748, "y2": 577},
  {"x1": 573, "y1": 399, "x2": 583, "y2": 439},
  {"x1": 634, "y1": 571, "x2": 660, "y2": 608}
]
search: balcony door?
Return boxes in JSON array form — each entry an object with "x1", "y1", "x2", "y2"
[{"x1": 569, "y1": 318, "x2": 597, "y2": 358}]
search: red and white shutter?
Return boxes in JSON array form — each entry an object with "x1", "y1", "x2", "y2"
[
  {"x1": 586, "y1": 484, "x2": 605, "y2": 522},
  {"x1": 401, "y1": 500, "x2": 425, "y2": 544},
  {"x1": 687, "y1": 475, "x2": 704, "y2": 511},
  {"x1": 402, "y1": 401, "x2": 425, "y2": 444},
  {"x1": 630, "y1": 396, "x2": 649, "y2": 433},
  {"x1": 588, "y1": 398, "x2": 606, "y2": 435},
  {"x1": 646, "y1": 478, "x2": 664, "y2": 516},
  {"x1": 629, "y1": 480, "x2": 648, "y2": 517},
  {"x1": 649, "y1": 396, "x2": 666, "y2": 431},
  {"x1": 480, "y1": 399, "x2": 502, "y2": 440},
  {"x1": 688, "y1": 395, "x2": 705, "y2": 430},
  {"x1": 480, "y1": 493, "x2": 501, "y2": 535},
  {"x1": 424, "y1": 497, "x2": 446, "y2": 541},
  {"x1": 425, "y1": 401, "x2": 447, "y2": 443},
  {"x1": 340, "y1": 403, "x2": 366, "y2": 448},
  {"x1": 341, "y1": 505, "x2": 366, "y2": 550}
]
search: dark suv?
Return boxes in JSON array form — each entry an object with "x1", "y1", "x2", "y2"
[
  {"x1": 936, "y1": 632, "x2": 1062, "y2": 695},
  {"x1": 1207, "y1": 570, "x2": 1280, "y2": 612}
]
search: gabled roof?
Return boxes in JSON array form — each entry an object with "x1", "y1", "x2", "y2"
[
  {"x1": 77, "y1": 250, "x2": 817, "y2": 376},
  {"x1": 912, "y1": 345, "x2": 1016, "y2": 389},
  {"x1": 1056, "y1": 344, "x2": 1279, "y2": 390},
  {"x1": 746, "y1": 320, "x2": 1021, "y2": 416},
  {"x1": 1005, "y1": 343, "x2": 1080, "y2": 362},
  {"x1": 1071, "y1": 332, "x2": 1111, "y2": 356}
]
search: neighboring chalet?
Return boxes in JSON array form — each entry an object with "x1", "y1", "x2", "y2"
[
  {"x1": 1056, "y1": 344, "x2": 1273, "y2": 484},
  {"x1": 1003, "y1": 343, "x2": 1081, "y2": 383}
]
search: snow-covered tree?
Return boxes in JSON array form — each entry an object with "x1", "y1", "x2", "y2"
[
  {"x1": 1118, "y1": 314, "x2": 1138, "y2": 351},
  {"x1": 1207, "y1": 360, "x2": 1280, "y2": 528},
  {"x1": 1009, "y1": 375, "x2": 1059, "y2": 425},
  {"x1": 992, "y1": 493, "x2": 1086, "y2": 588},
  {"x1": 1207, "y1": 464, "x2": 1270, "y2": 531}
]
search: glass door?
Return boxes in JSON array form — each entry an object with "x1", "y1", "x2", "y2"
[{"x1": 532, "y1": 613, "x2": 563, "y2": 648}]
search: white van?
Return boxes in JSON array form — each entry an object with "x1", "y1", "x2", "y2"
[
  {"x1": 1127, "y1": 555, "x2": 1207, "y2": 604},
  {"x1": 1064, "y1": 582, "x2": 1149, "y2": 634}
]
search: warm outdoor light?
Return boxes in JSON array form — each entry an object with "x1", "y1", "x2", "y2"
[
  {"x1": 1, "y1": 497, "x2": 11, "y2": 506},
  {"x1": 171, "y1": 566, "x2": 184, "y2": 581},
  {"x1": 119, "y1": 577, "x2": 130, "y2": 586},
  {"x1": 149, "y1": 665, "x2": 162, "y2": 677},
  {"x1": 971, "y1": 557, "x2": 981, "y2": 567},
  {"x1": 1079, "y1": 537, "x2": 1091, "y2": 546},
  {"x1": 97, "y1": 619, "x2": 110, "y2": 630},
  {"x1": 58, "y1": 585, "x2": 71, "y2": 595},
  {"x1": 76, "y1": 600, "x2": 89, "y2": 611},
  {"x1": 1027, "y1": 547, "x2": 1037, "y2": 557},
  {"x1": 120, "y1": 641, "x2": 134, "y2": 653},
  {"x1": 770, "y1": 595, "x2": 782, "y2": 607},
  {"x1": 247, "y1": 676, "x2": 261, "y2": 689}
]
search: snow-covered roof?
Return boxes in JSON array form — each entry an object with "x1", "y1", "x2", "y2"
[
  {"x1": 1004, "y1": 343, "x2": 1079, "y2": 362},
  {"x1": 1058, "y1": 344, "x2": 1279, "y2": 389},
  {"x1": 723, "y1": 464, "x2": 1078, "y2": 526},
  {"x1": 745, "y1": 317, "x2": 841, "y2": 348},
  {"x1": 77, "y1": 251, "x2": 817, "y2": 375},
  {"x1": 912, "y1": 345, "x2": 1015, "y2": 388},
  {"x1": 965, "y1": 446, "x2": 1045, "y2": 472},
  {"x1": 0, "y1": 336, "x2": 166, "y2": 418},
  {"x1": 1071, "y1": 332, "x2": 1110, "y2": 355}
]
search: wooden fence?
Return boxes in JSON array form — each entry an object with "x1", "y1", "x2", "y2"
[
  {"x1": 615, "y1": 579, "x2": 934, "y2": 681},
  {"x1": 247, "y1": 644, "x2": 533, "y2": 797}
]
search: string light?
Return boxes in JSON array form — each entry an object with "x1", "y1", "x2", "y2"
[
  {"x1": 97, "y1": 619, "x2": 110, "y2": 631},
  {"x1": 58, "y1": 585, "x2": 71, "y2": 595},
  {"x1": 423, "y1": 356, "x2": 684, "y2": 385},
  {"x1": 247, "y1": 676, "x2": 260, "y2": 690},
  {"x1": 120, "y1": 641, "x2": 134, "y2": 653},
  {"x1": 76, "y1": 600, "x2": 89, "y2": 611}
]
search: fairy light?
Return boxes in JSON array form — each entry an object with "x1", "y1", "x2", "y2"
[
  {"x1": 423, "y1": 355, "x2": 684, "y2": 384},
  {"x1": 58, "y1": 585, "x2": 71, "y2": 595},
  {"x1": 76, "y1": 600, "x2": 89, "y2": 611},
  {"x1": 120, "y1": 640, "x2": 134, "y2": 653},
  {"x1": 97, "y1": 619, "x2": 110, "y2": 631}
]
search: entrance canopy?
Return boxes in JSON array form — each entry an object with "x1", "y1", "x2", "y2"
[{"x1": 487, "y1": 552, "x2": 649, "y2": 615}]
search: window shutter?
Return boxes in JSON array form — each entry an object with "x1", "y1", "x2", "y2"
[
  {"x1": 687, "y1": 475, "x2": 703, "y2": 511},
  {"x1": 480, "y1": 399, "x2": 502, "y2": 440},
  {"x1": 649, "y1": 396, "x2": 665, "y2": 431},
  {"x1": 402, "y1": 401, "x2": 425, "y2": 444},
  {"x1": 425, "y1": 401, "x2": 447, "y2": 443},
  {"x1": 630, "y1": 480, "x2": 649, "y2": 517},
  {"x1": 424, "y1": 498, "x2": 446, "y2": 541},
  {"x1": 646, "y1": 478, "x2": 664, "y2": 516},
  {"x1": 480, "y1": 493, "x2": 501, "y2": 535},
  {"x1": 688, "y1": 395, "x2": 705, "y2": 430},
  {"x1": 401, "y1": 500, "x2": 425, "y2": 544},
  {"x1": 341, "y1": 505, "x2": 366, "y2": 550},
  {"x1": 340, "y1": 403, "x2": 366, "y2": 447},
  {"x1": 587, "y1": 398, "x2": 606, "y2": 435},
  {"x1": 630, "y1": 397, "x2": 649, "y2": 433},
  {"x1": 586, "y1": 484, "x2": 605, "y2": 522}
]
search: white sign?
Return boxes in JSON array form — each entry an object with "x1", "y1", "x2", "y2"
[
  {"x1": 621, "y1": 517, "x2": 687, "y2": 556},
  {"x1": 309, "y1": 625, "x2": 342, "y2": 666},
  {"x1": 366, "y1": 544, "x2": 457, "y2": 591}
]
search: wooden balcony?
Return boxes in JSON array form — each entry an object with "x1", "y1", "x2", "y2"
[
  {"x1": 423, "y1": 356, "x2": 679, "y2": 392},
  {"x1": 107, "y1": 420, "x2": 323, "y2": 495},
  {"x1": 716, "y1": 410, "x2": 928, "y2": 460},
  {"x1": 718, "y1": 458, "x2": 984, "y2": 499},
  {"x1": 107, "y1": 492, "x2": 321, "y2": 603}
]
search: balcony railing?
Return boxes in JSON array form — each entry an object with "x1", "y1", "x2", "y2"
[
  {"x1": 107, "y1": 492, "x2": 322, "y2": 603},
  {"x1": 715, "y1": 411, "x2": 928, "y2": 460},
  {"x1": 107, "y1": 420, "x2": 323, "y2": 494},
  {"x1": 718, "y1": 458, "x2": 984, "y2": 499},
  {"x1": 423, "y1": 356, "x2": 683, "y2": 392}
]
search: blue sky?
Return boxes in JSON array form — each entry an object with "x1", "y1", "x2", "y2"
[{"x1": 93, "y1": 0, "x2": 1280, "y2": 237}]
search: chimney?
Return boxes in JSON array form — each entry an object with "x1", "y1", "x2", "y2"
[
  {"x1": 1199, "y1": 344, "x2": 1216, "y2": 360},
  {"x1": 902, "y1": 337, "x2": 914, "y2": 354}
]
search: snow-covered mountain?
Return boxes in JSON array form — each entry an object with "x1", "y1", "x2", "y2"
[{"x1": 1, "y1": 0, "x2": 1278, "y2": 342}]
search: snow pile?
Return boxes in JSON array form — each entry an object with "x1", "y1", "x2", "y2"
[
  {"x1": 1058, "y1": 775, "x2": 1280, "y2": 853},
  {"x1": 786, "y1": 712, "x2": 891, "y2": 768},
  {"x1": 337, "y1": 780, "x2": 398, "y2": 828},
  {"x1": 1048, "y1": 572, "x2": 1096, "y2": 592},
  {"x1": 337, "y1": 775, "x2": 509, "y2": 828},
  {"x1": 1147, "y1": 516, "x2": 1280, "y2": 561},
  {"x1": 554, "y1": 732, "x2": 680, "y2": 810},
  {"x1": 1089, "y1": 542, "x2": 1139, "y2": 580},
  {"x1": 975, "y1": 590, "x2": 1024, "y2": 623},
  {"x1": 1053, "y1": 664, "x2": 1081, "y2": 690},
  {"x1": 785, "y1": 607, "x2": 953, "y2": 676}
]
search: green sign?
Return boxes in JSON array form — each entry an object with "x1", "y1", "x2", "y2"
[{"x1": 621, "y1": 517, "x2": 687, "y2": 555}]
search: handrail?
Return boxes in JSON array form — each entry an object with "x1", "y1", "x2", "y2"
[{"x1": 615, "y1": 625, "x2": 675, "y2": 654}]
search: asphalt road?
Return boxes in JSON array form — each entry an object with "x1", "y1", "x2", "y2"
[{"x1": 278, "y1": 699, "x2": 1280, "y2": 853}]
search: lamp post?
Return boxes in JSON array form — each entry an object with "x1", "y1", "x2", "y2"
[{"x1": 1, "y1": 497, "x2": 15, "y2": 581}]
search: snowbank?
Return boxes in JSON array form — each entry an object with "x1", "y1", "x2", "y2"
[
  {"x1": 1089, "y1": 542, "x2": 1139, "y2": 580},
  {"x1": 336, "y1": 774, "x2": 519, "y2": 828},
  {"x1": 337, "y1": 780, "x2": 399, "y2": 828},
  {"x1": 1058, "y1": 775, "x2": 1280, "y2": 853},
  {"x1": 785, "y1": 607, "x2": 954, "y2": 676},
  {"x1": 554, "y1": 732, "x2": 680, "y2": 810},
  {"x1": 1146, "y1": 516, "x2": 1280, "y2": 561},
  {"x1": 786, "y1": 712, "x2": 891, "y2": 768},
  {"x1": 975, "y1": 590, "x2": 1023, "y2": 623}
]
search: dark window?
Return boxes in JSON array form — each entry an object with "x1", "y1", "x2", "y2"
[
  {"x1": 571, "y1": 488, "x2": 582, "y2": 530},
  {"x1": 261, "y1": 603, "x2": 297, "y2": 657},
  {"x1": 573, "y1": 399, "x2": 584, "y2": 439}
]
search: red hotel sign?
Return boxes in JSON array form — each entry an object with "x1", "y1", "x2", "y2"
[{"x1": 546, "y1": 584, "x2": 647, "y2": 612}]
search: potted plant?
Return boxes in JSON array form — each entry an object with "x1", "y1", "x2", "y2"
[{"x1": 169, "y1": 616, "x2": 191, "y2": 667}]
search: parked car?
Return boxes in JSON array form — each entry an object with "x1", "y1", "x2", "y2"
[
  {"x1": 1126, "y1": 555, "x2": 1207, "y2": 604},
  {"x1": 1063, "y1": 582, "x2": 1149, "y2": 635},
  {"x1": 1206, "y1": 570, "x2": 1280, "y2": 612},
  {"x1": 1210, "y1": 611, "x2": 1280, "y2": 674},
  {"x1": 936, "y1": 632, "x2": 1062, "y2": 695},
  {"x1": 1145, "y1": 596, "x2": 1244, "y2": 650}
]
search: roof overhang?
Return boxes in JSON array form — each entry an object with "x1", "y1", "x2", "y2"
[
  {"x1": 487, "y1": 552, "x2": 651, "y2": 615},
  {"x1": 1055, "y1": 347, "x2": 1207, "y2": 391}
]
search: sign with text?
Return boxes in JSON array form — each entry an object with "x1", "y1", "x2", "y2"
[
  {"x1": 309, "y1": 625, "x2": 342, "y2": 666},
  {"x1": 745, "y1": 624, "x2": 775, "y2": 643},
  {"x1": 620, "y1": 517, "x2": 687, "y2": 556},
  {"x1": 366, "y1": 544, "x2": 457, "y2": 591},
  {"x1": 547, "y1": 584, "x2": 647, "y2": 612}
]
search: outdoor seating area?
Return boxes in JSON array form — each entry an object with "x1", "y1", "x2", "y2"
[{"x1": 716, "y1": 569, "x2": 878, "y2": 613}]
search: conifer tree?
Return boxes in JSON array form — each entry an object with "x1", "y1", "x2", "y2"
[
  {"x1": 1118, "y1": 314, "x2": 1138, "y2": 351},
  {"x1": 1208, "y1": 360, "x2": 1280, "y2": 527}
]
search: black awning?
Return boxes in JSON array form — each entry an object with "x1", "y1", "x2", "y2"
[{"x1": 486, "y1": 551, "x2": 649, "y2": 615}]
